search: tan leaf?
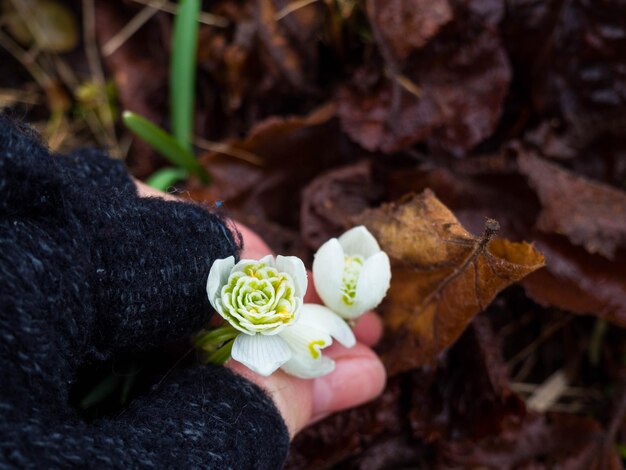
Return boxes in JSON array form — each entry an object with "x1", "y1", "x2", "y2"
[{"x1": 355, "y1": 190, "x2": 545, "y2": 375}]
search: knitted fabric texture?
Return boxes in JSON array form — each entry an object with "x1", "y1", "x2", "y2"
[{"x1": 0, "y1": 116, "x2": 290, "y2": 468}]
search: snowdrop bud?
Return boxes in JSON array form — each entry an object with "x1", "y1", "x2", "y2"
[{"x1": 313, "y1": 226, "x2": 391, "y2": 319}]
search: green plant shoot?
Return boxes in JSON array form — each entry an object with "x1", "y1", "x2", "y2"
[
  {"x1": 171, "y1": 0, "x2": 200, "y2": 150},
  {"x1": 122, "y1": 111, "x2": 208, "y2": 183}
]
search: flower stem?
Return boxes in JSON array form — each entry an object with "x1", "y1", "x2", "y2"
[
  {"x1": 206, "y1": 339, "x2": 234, "y2": 365},
  {"x1": 194, "y1": 325, "x2": 238, "y2": 351}
]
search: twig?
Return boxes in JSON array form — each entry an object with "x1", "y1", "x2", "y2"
[
  {"x1": 0, "y1": 88, "x2": 41, "y2": 106},
  {"x1": 507, "y1": 316, "x2": 571, "y2": 369},
  {"x1": 365, "y1": 0, "x2": 404, "y2": 126},
  {"x1": 512, "y1": 382, "x2": 602, "y2": 399},
  {"x1": 51, "y1": 55, "x2": 111, "y2": 150},
  {"x1": 0, "y1": 29, "x2": 52, "y2": 92},
  {"x1": 275, "y1": 0, "x2": 320, "y2": 20},
  {"x1": 195, "y1": 137, "x2": 265, "y2": 166},
  {"x1": 102, "y1": 0, "x2": 167, "y2": 57},
  {"x1": 384, "y1": 66, "x2": 422, "y2": 99},
  {"x1": 82, "y1": 0, "x2": 119, "y2": 156},
  {"x1": 128, "y1": 0, "x2": 229, "y2": 27},
  {"x1": 526, "y1": 369, "x2": 568, "y2": 412}
]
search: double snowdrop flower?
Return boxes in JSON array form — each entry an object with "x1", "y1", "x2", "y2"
[
  {"x1": 202, "y1": 226, "x2": 391, "y2": 378},
  {"x1": 206, "y1": 255, "x2": 355, "y2": 377}
]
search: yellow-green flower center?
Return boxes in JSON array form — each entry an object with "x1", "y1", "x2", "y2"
[
  {"x1": 220, "y1": 262, "x2": 300, "y2": 335},
  {"x1": 341, "y1": 255, "x2": 364, "y2": 306}
]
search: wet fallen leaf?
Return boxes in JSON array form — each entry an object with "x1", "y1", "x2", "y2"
[
  {"x1": 531, "y1": 0, "x2": 626, "y2": 146},
  {"x1": 188, "y1": 104, "x2": 364, "y2": 253},
  {"x1": 523, "y1": 235, "x2": 626, "y2": 328},
  {"x1": 355, "y1": 190, "x2": 545, "y2": 375},
  {"x1": 337, "y1": 26, "x2": 511, "y2": 153},
  {"x1": 385, "y1": 161, "x2": 626, "y2": 328},
  {"x1": 439, "y1": 412, "x2": 622, "y2": 469},
  {"x1": 300, "y1": 160, "x2": 383, "y2": 250},
  {"x1": 367, "y1": 0, "x2": 453, "y2": 60},
  {"x1": 519, "y1": 151, "x2": 626, "y2": 260},
  {"x1": 255, "y1": 0, "x2": 312, "y2": 91}
]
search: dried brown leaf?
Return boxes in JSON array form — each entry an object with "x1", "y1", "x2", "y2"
[
  {"x1": 439, "y1": 413, "x2": 623, "y2": 470},
  {"x1": 189, "y1": 104, "x2": 364, "y2": 253},
  {"x1": 385, "y1": 162, "x2": 626, "y2": 326},
  {"x1": 367, "y1": 0, "x2": 453, "y2": 60},
  {"x1": 519, "y1": 151, "x2": 626, "y2": 260},
  {"x1": 256, "y1": 0, "x2": 310, "y2": 90},
  {"x1": 300, "y1": 160, "x2": 383, "y2": 250},
  {"x1": 523, "y1": 235, "x2": 626, "y2": 327},
  {"x1": 337, "y1": 27, "x2": 511, "y2": 153},
  {"x1": 355, "y1": 190, "x2": 545, "y2": 375}
]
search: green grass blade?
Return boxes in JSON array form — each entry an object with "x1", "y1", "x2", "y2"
[
  {"x1": 145, "y1": 167, "x2": 189, "y2": 190},
  {"x1": 171, "y1": 0, "x2": 200, "y2": 150},
  {"x1": 122, "y1": 111, "x2": 208, "y2": 182}
]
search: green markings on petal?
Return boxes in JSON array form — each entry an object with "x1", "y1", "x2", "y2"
[
  {"x1": 308, "y1": 340, "x2": 326, "y2": 359},
  {"x1": 218, "y1": 260, "x2": 299, "y2": 334},
  {"x1": 341, "y1": 255, "x2": 364, "y2": 306}
]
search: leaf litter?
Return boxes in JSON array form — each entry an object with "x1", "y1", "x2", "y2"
[{"x1": 3, "y1": 0, "x2": 626, "y2": 467}]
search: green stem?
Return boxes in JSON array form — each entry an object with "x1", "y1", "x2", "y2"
[
  {"x1": 206, "y1": 339, "x2": 235, "y2": 365},
  {"x1": 194, "y1": 325, "x2": 239, "y2": 351}
]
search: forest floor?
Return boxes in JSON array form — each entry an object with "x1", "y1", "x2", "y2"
[{"x1": 2, "y1": 1, "x2": 626, "y2": 468}]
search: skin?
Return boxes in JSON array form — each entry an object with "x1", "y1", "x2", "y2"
[{"x1": 135, "y1": 181, "x2": 387, "y2": 438}]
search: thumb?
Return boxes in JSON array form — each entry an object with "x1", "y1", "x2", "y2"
[{"x1": 227, "y1": 343, "x2": 386, "y2": 438}]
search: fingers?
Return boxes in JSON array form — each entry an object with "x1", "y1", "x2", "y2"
[
  {"x1": 310, "y1": 343, "x2": 386, "y2": 422},
  {"x1": 353, "y1": 311, "x2": 384, "y2": 346},
  {"x1": 130, "y1": 192, "x2": 387, "y2": 438},
  {"x1": 228, "y1": 342, "x2": 386, "y2": 438},
  {"x1": 134, "y1": 179, "x2": 179, "y2": 201},
  {"x1": 231, "y1": 222, "x2": 273, "y2": 260},
  {"x1": 304, "y1": 279, "x2": 322, "y2": 303}
]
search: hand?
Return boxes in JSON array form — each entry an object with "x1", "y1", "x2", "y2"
[
  {"x1": 135, "y1": 181, "x2": 387, "y2": 438},
  {"x1": 230, "y1": 222, "x2": 387, "y2": 438}
]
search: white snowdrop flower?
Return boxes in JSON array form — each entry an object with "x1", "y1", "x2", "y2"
[
  {"x1": 313, "y1": 226, "x2": 391, "y2": 319},
  {"x1": 207, "y1": 255, "x2": 355, "y2": 377}
]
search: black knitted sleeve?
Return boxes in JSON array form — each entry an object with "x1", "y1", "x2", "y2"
[{"x1": 0, "y1": 116, "x2": 290, "y2": 468}]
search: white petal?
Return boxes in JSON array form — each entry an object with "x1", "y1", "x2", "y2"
[
  {"x1": 298, "y1": 304, "x2": 356, "y2": 348},
  {"x1": 348, "y1": 251, "x2": 391, "y2": 318},
  {"x1": 312, "y1": 238, "x2": 345, "y2": 313},
  {"x1": 338, "y1": 226, "x2": 381, "y2": 258},
  {"x1": 276, "y1": 255, "x2": 308, "y2": 298},
  {"x1": 231, "y1": 258, "x2": 261, "y2": 274},
  {"x1": 281, "y1": 354, "x2": 335, "y2": 379},
  {"x1": 206, "y1": 256, "x2": 235, "y2": 310},
  {"x1": 231, "y1": 334, "x2": 292, "y2": 376},
  {"x1": 259, "y1": 254, "x2": 276, "y2": 267},
  {"x1": 279, "y1": 320, "x2": 333, "y2": 359}
]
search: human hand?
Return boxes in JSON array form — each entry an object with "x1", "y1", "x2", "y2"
[
  {"x1": 0, "y1": 119, "x2": 293, "y2": 468},
  {"x1": 135, "y1": 181, "x2": 387, "y2": 438}
]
